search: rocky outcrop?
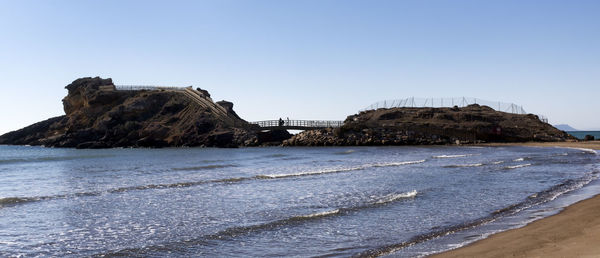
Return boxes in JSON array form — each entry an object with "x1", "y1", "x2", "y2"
[
  {"x1": 0, "y1": 77, "x2": 272, "y2": 148},
  {"x1": 283, "y1": 105, "x2": 575, "y2": 146},
  {"x1": 0, "y1": 77, "x2": 576, "y2": 148}
]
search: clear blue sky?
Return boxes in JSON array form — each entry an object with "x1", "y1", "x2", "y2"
[{"x1": 1, "y1": 0, "x2": 599, "y2": 134}]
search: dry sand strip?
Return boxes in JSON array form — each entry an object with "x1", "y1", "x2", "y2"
[{"x1": 432, "y1": 141, "x2": 600, "y2": 258}]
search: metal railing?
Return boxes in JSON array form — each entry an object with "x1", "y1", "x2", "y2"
[
  {"x1": 115, "y1": 85, "x2": 190, "y2": 91},
  {"x1": 251, "y1": 120, "x2": 344, "y2": 128}
]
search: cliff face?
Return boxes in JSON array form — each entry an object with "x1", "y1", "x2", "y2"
[
  {"x1": 0, "y1": 77, "x2": 259, "y2": 148},
  {"x1": 283, "y1": 105, "x2": 575, "y2": 146}
]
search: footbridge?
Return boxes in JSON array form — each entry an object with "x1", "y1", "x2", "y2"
[{"x1": 250, "y1": 120, "x2": 344, "y2": 130}]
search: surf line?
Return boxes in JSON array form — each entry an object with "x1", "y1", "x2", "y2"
[
  {"x1": 357, "y1": 175, "x2": 596, "y2": 257},
  {"x1": 257, "y1": 159, "x2": 427, "y2": 179},
  {"x1": 1, "y1": 161, "x2": 425, "y2": 208},
  {"x1": 95, "y1": 190, "x2": 419, "y2": 257}
]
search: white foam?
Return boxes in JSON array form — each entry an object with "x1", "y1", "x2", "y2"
[
  {"x1": 445, "y1": 163, "x2": 483, "y2": 168},
  {"x1": 433, "y1": 154, "x2": 470, "y2": 158},
  {"x1": 565, "y1": 147, "x2": 597, "y2": 154},
  {"x1": 259, "y1": 166, "x2": 362, "y2": 179},
  {"x1": 375, "y1": 190, "x2": 418, "y2": 204},
  {"x1": 259, "y1": 160, "x2": 426, "y2": 179},
  {"x1": 513, "y1": 158, "x2": 525, "y2": 162},
  {"x1": 373, "y1": 159, "x2": 427, "y2": 167},
  {"x1": 505, "y1": 164, "x2": 532, "y2": 169},
  {"x1": 491, "y1": 161, "x2": 505, "y2": 165},
  {"x1": 299, "y1": 209, "x2": 340, "y2": 218}
]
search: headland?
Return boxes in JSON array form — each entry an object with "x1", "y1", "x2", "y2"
[{"x1": 0, "y1": 77, "x2": 577, "y2": 148}]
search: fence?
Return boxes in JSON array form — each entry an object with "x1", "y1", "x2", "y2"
[
  {"x1": 361, "y1": 97, "x2": 529, "y2": 114},
  {"x1": 361, "y1": 97, "x2": 548, "y2": 123},
  {"x1": 115, "y1": 85, "x2": 190, "y2": 91}
]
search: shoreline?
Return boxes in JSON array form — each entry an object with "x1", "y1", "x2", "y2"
[{"x1": 431, "y1": 141, "x2": 600, "y2": 258}]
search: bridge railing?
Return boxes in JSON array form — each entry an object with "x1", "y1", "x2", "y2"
[
  {"x1": 251, "y1": 120, "x2": 344, "y2": 128},
  {"x1": 115, "y1": 85, "x2": 190, "y2": 91}
]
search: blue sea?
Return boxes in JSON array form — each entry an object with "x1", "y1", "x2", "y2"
[
  {"x1": 0, "y1": 145, "x2": 599, "y2": 257},
  {"x1": 567, "y1": 131, "x2": 600, "y2": 140}
]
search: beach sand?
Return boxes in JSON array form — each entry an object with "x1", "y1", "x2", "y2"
[{"x1": 432, "y1": 141, "x2": 600, "y2": 258}]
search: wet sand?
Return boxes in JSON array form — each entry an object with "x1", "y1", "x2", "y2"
[{"x1": 433, "y1": 141, "x2": 600, "y2": 258}]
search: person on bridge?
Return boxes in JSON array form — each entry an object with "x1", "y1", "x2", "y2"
[{"x1": 279, "y1": 118, "x2": 284, "y2": 127}]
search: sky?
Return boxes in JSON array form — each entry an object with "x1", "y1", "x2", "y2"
[{"x1": 0, "y1": 0, "x2": 599, "y2": 134}]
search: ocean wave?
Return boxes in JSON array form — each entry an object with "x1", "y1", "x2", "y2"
[
  {"x1": 262, "y1": 153, "x2": 288, "y2": 158},
  {"x1": 335, "y1": 150, "x2": 356, "y2": 155},
  {"x1": 257, "y1": 160, "x2": 426, "y2": 179},
  {"x1": 1, "y1": 165, "x2": 423, "y2": 209},
  {"x1": 0, "y1": 191, "x2": 102, "y2": 208},
  {"x1": 171, "y1": 164, "x2": 236, "y2": 171},
  {"x1": 491, "y1": 161, "x2": 505, "y2": 165},
  {"x1": 372, "y1": 160, "x2": 427, "y2": 167},
  {"x1": 100, "y1": 207, "x2": 343, "y2": 256},
  {"x1": 0, "y1": 197, "x2": 41, "y2": 206},
  {"x1": 96, "y1": 190, "x2": 419, "y2": 256},
  {"x1": 297, "y1": 209, "x2": 341, "y2": 219},
  {"x1": 108, "y1": 177, "x2": 250, "y2": 193},
  {"x1": 564, "y1": 147, "x2": 598, "y2": 155},
  {"x1": 374, "y1": 190, "x2": 418, "y2": 204},
  {"x1": 433, "y1": 154, "x2": 476, "y2": 158},
  {"x1": 0, "y1": 154, "x2": 113, "y2": 165},
  {"x1": 444, "y1": 163, "x2": 484, "y2": 168},
  {"x1": 358, "y1": 175, "x2": 596, "y2": 257},
  {"x1": 0, "y1": 177, "x2": 252, "y2": 208},
  {"x1": 256, "y1": 167, "x2": 363, "y2": 179},
  {"x1": 513, "y1": 157, "x2": 526, "y2": 162},
  {"x1": 505, "y1": 164, "x2": 532, "y2": 169}
]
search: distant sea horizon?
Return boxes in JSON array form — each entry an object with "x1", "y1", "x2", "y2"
[{"x1": 567, "y1": 131, "x2": 600, "y2": 140}]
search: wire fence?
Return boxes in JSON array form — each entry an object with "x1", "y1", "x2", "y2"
[
  {"x1": 361, "y1": 97, "x2": 528, "y2": 114},
  {"x1": 115, "y1": 85, "x2": 190, "y2": 91},
  {"x1": 361, "y1": 97, "x2": 548, "y2": 123}
]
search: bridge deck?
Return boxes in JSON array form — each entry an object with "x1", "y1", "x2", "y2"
[{"x1": 251, "y1": 120, "x2": 344, "y2": 130}]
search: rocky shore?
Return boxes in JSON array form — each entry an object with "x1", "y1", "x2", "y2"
[
  {"x1": 0, "y1": 77, "x2": 575, "y2": 148},
  {"x1": 283, "y1": 105, "x2": 575, "y2": 146},
  {"x1": 0, "y1": 77, "x2": 287, "y2": 148}
]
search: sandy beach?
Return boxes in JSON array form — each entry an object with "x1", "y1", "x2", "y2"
[{"x1": 433, "y1": 141, "x2": 600, "y2": 258}]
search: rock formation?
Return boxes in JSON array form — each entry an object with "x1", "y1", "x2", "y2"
[
  {"x1": 283, "y1": 104, "x2": 575, "y2": 146},
  {"x1": 0, "y1": 77, "x2": 264, "y2": 148},
  {"x1": 0, "y1": 77, "x2": 577, "y2": 148}
]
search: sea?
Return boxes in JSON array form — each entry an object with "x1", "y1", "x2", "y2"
[
  {"x1": 0, "y1": 145, "x2": 599, "y2": 257},
  {"x1": 567, "y1": 131, "x2": 600, "y2": 140}
]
